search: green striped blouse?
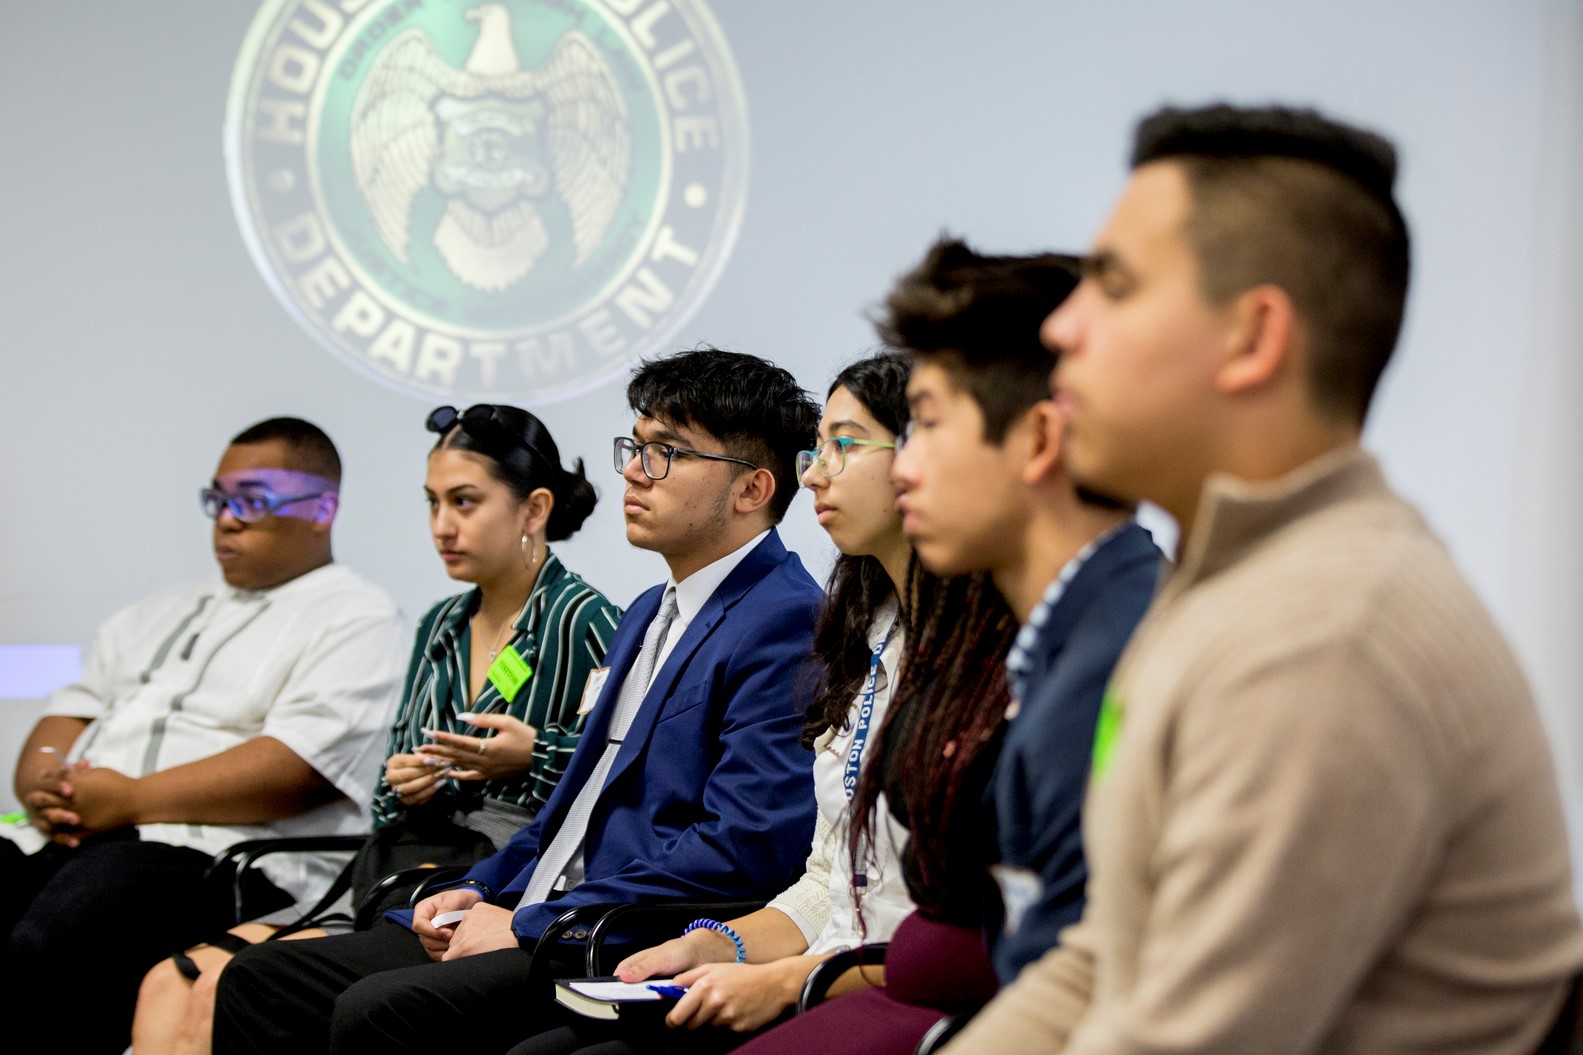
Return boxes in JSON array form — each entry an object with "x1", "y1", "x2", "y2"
[{"x1": 370, "y1": 551, "x2": 621, "y2": 826}]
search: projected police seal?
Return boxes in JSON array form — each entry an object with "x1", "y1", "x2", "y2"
[{"x1": 226, "y1": 0, "x2": 747, "y2": 403}]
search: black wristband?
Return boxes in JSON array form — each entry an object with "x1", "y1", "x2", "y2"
[{"x1": 457, "y1": 879, "x2": 496, "y2": 902}]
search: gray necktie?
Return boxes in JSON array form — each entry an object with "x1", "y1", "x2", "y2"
[{"x1": 522, "y1": 587, "x2": 679, "y2": 904}]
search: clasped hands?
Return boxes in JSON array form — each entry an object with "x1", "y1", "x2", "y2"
[
  {"x1": 410, "y1": 888, "x2": 519, "y2": 961},
  {"x1": 23, "y1": 755, "x2": 141, "y2": 846}
]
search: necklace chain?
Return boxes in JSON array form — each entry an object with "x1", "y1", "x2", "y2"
[{"x1": 480, "y1": 596, "x2": 531, "y2": 663}]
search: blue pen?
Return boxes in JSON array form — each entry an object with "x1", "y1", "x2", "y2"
[{"x1": 647, "y1": 984, "x2": 688, "y2": 999}]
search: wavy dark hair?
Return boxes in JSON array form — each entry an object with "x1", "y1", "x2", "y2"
[
  {"x1": 801, "y1": 351, "x2": 913, "y2": 749},
  {"x1": 875, "y1": 237, "x2": 1079, "y2": 444},
  {"x1": 849, "y1": 570, "x2": 1017, "y2": 925},
  {"x1": 429, "y1": 405, "x2": 598, "y2": 541},
  {"x1": 627, "y1": 347, "x2": 819, "y2": 523}
]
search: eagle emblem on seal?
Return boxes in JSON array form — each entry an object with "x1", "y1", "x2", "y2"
[{"x1": 349, "y1": 3, "x2": 633, "y2": 292}]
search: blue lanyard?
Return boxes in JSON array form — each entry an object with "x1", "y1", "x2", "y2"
[{"x1": 842, "y1": 618, "x2": 897, "y2": 801}]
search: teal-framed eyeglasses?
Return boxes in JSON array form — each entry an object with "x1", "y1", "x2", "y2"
[
  {"x1": 796, "y1": 437, "x2": 897, "y2": 480},
  {"x1": 200, "y1": 488, "x2": 326, "y2": 524}
]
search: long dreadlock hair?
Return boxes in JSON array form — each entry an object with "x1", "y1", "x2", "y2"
[
  {"x1": 801, "y1": 351, "x2": 914, "y2": 748},
  {"x1": 847, "y1": 234, "x2": 1078, "y2": 924},
  {"x1": 849, "y1": 570, "x2": 1017, "y2": 924}
]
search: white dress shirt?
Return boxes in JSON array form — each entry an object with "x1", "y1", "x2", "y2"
[{"x1": 652, "y1": 529, "x2": 771, "y2": 679}]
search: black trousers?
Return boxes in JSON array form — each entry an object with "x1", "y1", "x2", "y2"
[
  {"x1": 212, "y1": 919, "x2": 589, "y2": 1055},
  {"x1": 0, "y1": 830, "x2": 288, "y2": 1055}
]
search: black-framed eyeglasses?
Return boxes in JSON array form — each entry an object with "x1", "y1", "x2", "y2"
[
  {"x1": 796, "y1": 437, "x2": 896, "y2": 480},
  {"x1": 200, "y1": 488, "x2": 326, "y2": 524},
  {"x1": 612, "y1": 437, "x2": 758, "y2": 481}
]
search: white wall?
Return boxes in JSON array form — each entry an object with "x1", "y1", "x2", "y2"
[{"x1": 3, "y1": 0, "x2": 1580, "y2": 874}]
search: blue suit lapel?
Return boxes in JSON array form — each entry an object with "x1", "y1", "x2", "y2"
[{"x1": 600, "y1": 532, "x2": 787, "y2": 791}]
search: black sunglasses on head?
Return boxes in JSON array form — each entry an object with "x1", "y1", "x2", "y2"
[
  {"x1": 427, "y1": 405, "x2": 553, "y2": 478},
  {"x1": 426, "y1": 404, "x2": 512, "y2": 437}
]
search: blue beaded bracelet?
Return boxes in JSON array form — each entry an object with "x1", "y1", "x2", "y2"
[{"x1": 683, "y1": 917, "x2": 746, "y2": 963}]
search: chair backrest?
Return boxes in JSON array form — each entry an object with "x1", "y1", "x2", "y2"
[{"x1": 1535, "y1": 972, "x2": 1583, "y2": 1055}]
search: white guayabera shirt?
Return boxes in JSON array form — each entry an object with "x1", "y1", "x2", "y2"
[{"x1": 44, "y1": 563, "x2": 407, "y2": 902}]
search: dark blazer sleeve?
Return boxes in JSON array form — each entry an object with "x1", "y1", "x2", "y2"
[{"x1": 990, "y1": 525, "x2": 1161, "y2": 982}]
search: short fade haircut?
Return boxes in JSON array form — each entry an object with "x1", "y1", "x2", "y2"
[
  {"x1": 627, "y1": 347, "x2": 819, "y2": 523},
  {"x1": 1132, "y1": 103, "x2": 1411, "y2": 424},
  {"x1": 229, "y1": 417, "x2": 342, "y2": 483},
  {"x1": 875, "y1": 236, "x2": 1080, "y2": 444}
]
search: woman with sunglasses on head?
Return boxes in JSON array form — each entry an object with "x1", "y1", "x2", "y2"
[
  {"x1": 507, "y1": 352, "x2": 1018, "y2": 1055},
  {"x1": 130, "y1": 404, "x2": 622, "y2": 1055}
]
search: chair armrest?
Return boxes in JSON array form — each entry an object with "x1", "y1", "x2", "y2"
[
  {"x1": 206, "y1": 835, "x2": 367, "y2": 877},
  {"x1": 342, "y1": 865, "x2": 473, "y2": 931},
  {"x1": 525, "y1": 900, "x2": 767, "y2": 980},
  {"x1": 528, "y1": 902, "x2": 626, "y2": 983},
  {"x1": 916, "y1": 1011, "x2": 977, "y2": 1055},
  {"x1": 798, "y1": 943, "x2": 889, "y2": 1012},
  {"x1": 206, "y1": 835, "x2": 367, "y2": 926},
  {"x1": 404, "y1": 865, "x2": 475, "y2": 906},
  {"x1": 584, "y1": 900, "x2": 767, "y2": 975}
]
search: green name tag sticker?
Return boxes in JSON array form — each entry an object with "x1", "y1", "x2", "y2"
[
  {"x1": 487, "y1": 644, "x2": 532, "y2": 703},
  {"x1": 1091, "y1": 686, "x2": 1124, "y2": 780}
]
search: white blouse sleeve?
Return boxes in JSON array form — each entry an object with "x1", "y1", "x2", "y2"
[{"x1": 766, "y1": 806, "x2": 838, "y2": 946}]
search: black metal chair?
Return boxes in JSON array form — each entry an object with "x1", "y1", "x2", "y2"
[
  {"x1": 204, "y1": 835, "x2": 365, "y2": 928},
  {"x1": 525, "y1": 899, "x2": 769, "y2": 983},
  {"x1": 797, "y1": 943, "x2": 890, "y2": 1012},
  {"x1": 206, "y1": 837, "x2": 474, "y2": 932}
]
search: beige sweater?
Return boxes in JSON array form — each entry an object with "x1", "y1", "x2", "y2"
[{"x1": 944, "y1": 447, "x2": 1582, "y2": 1055}]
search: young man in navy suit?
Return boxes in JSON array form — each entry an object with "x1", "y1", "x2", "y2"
[
  {"x1": 885, "y1": 240, "x2": 1162, "y2": 984},
  {"x1": 214, "y1": 349, "x2": 824, "y2": 1055}
]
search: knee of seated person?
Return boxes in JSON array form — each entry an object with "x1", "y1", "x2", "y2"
[
  {"x1": 218, "y1": 935, "x2": 288, "y2": 993},
  {"x1": 328, "y1": 973, "x2": 406, "y2": 1043},
  {"x1": 137, "y1": 956, "x2": 189, "y2": 1004},
  {"x1": 191, "y1": 964, "x2": 223, "y2": 1002},
  {"x1": 331, "y1": 971, "x2": 397, "y2": 1023}
]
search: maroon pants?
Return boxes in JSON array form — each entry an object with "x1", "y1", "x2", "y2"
[{"x1": 733, "y1": 912, "x2": 999, "y2": 1055}]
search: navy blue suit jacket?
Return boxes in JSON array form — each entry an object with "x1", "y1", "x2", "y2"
[
  {"x1": 462, "y1": 530, "x2": 821, "y2": 941},
  {"x1": 988, "y1": 521, "x2": 1162, "y2": 982}
]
